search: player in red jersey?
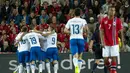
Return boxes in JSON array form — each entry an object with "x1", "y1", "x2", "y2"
[{"x1": 100, "y1": 6, "x2": 124, "y2": 73}]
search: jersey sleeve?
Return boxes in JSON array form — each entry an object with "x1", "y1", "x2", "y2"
[
  {"x1": 65, "y1": 20, "x2": 70, "y2": 29},
  {"x1": 15, "y1": 33, "x2": 22, "y2": 41},
  {"x1": 99, "y1": 18, "x2": 105, "y2": 30},
  {"x1": 117, "y1": 18, "x2": 123, "y2": 31}
]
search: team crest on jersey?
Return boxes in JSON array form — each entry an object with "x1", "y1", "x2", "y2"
[{"x1": 104, "y1": 21, "x2": 108, "y2": 24}]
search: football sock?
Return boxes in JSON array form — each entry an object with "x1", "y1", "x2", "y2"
[
  {"x1": 54, "y1": 63, "x2": 58, "y2": 73},
  {"x1": 31, "y1": 64, "x2": 35, "y2": 73},
  {"x1": 111, "y1": 61, "x2": 117, "y2": 73},
  {"x1": 78, "y1": 60, "x2": 83, "y2": 73},
  {"x1": 39, "y1": 62, "x2": 43, "y2": 73},
  {"x1": 73, "y1": 58, "x2": 78, "y2": 67},
  {"x1": 46, "y1": 62, "x2": 51, "y2": 73},
  {"x1": 26, "y1": 63, "x2": 30, "y2": 73},
  {"x1": 19, "y1": 64, "x2": 23, "y2": 73},
  {"x1": 92, "y1": 63, "x2": 98, "y2": 72},
  {"x1": 104, "y1": 65, "x2": 108, "y2": 73}
]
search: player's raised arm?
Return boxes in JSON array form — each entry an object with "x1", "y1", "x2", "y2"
[{"x1": 14, "y1": 26, "x2": 28, "y2": 46}]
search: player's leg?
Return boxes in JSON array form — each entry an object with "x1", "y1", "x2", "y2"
[
  {"x1": 14, "y1": 51, "x2": 20, "y2": 73},
  {"x1": 36, "y1": 47, "x2": 43, "y2": 73},
  {"x1": 18, "y1": 52, "x2": 24, "y2": 73},
  {"x1": 45, "y1": 48, "x2": 54, "y2": 73},
  {"x1": 41, "y1": 51, "x2": 46, "y2": 71},
  {"x1": 30, "y1": 48, "x2": 36, "y2": 73},
  {"x1": 77, "y1": 39, "x2": 85, "y2": 73},
  {"x1": 78, "y1": 53, "x2": 83, "y2": 73},
  {"x1": 53, "y1": 48, "x2": 59, "y2": 73},
  {"x1": 70, "y1": 39, "x2": 79, "y2": 73},
  {"x1": 25, "y1": 51, "x2": 30, "y2": 73},
  {"x1": 91, "y1": 47, "x2": 103, "y2": 73},
  {"x1": 46, "y1": 59, "x2": 51, "y2": 73},
  {"x1": 110, "y1": 45, "x2": 119, "y2": 73},
  {"x1": 103, "y1": 46, "x2": 111, "y2": 73}
]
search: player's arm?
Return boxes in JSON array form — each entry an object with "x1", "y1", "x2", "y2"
[
  {"x1": 99, "y1": 19, "x2": 105, "y2": 48},
  {"x1": 83, "y1": 19, "x2": 89, "y2": 36},
  {"x1": 18, "y1": 32, "x2": 27, "y2": 41},
  {"x1": 64, "y1": 28, "x2": 70, "y2": 34},
  {"x1": 64, "y1": 20, "x2": 70, "y2": 34},
  {"x1": 14, "y1": 33, "x2": 26, "y2": 46},
  {"x1": 34, "y1": 30, "x2": 54, "y2": 36},
  {"x1": 118, "y1": 19, "x2": 125, "y2": 50},
  {"x1": 119, "y1": 29, "x2": 124, "y2": 48},
  {"x1": 89, "y1": 40, "x2": 94, "y2": 53},
  {"x1": 42, "y1": 31, "x2": 55, "y2": 36}
]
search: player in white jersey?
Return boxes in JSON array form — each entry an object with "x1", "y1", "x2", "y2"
[
  {"x1": 15, "y1": 26, "x2": 30, "y2": 73},
  {"x1": 64, "y1": 8, "x2": 88, "y2": 73},
  {"x1": 22, "y1": 25, "x2": 44, "y2": 73},
  {"x1": 39, "y1": 25, "x2": 58, "y2": 73}
]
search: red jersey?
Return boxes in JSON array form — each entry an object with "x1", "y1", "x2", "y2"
[{"x1": 100, "y1": 16, "x2": 123, "y2": 46}]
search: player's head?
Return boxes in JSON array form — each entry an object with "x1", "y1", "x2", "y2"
[
  {"x1": 74, "y1": 8, "x2": 81, "y2": 17},
  {"x1": 108, "y1": 6, "x2": 116, "y2": 17},
  {"x1": 30, "y1": 24, "x2": 35, "y2": 30},
  {"x1": 21, "y1": 26, "x2": 28, "y2": 32},
  {"x1": 48, "y1": 24, "x2": 55, "y2": 32}
]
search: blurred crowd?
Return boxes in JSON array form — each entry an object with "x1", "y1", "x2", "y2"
[{"x1": 0, "y1": 0, "x2": 130, "y2": 53}]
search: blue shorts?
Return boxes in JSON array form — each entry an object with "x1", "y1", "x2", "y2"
[
  {"x1": 18, "y1": 51, "x2": 30, "y2": 63},
  {"x1": 41, "y1": 51, "x2": 46, "y2": 61},
  {"x1": 70, "y1": 39, "x2": 85, "y2": 55},
  {"x1": 46, "y1": 48, "x2": 59, "y2": 61},
  {"x1": 30, "y1": 46, "x2": 42, "y2": 61}
]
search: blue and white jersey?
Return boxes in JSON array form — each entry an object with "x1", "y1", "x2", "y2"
[
  {"x1": 65, "y1": 17, "x2": 87, "y2": 40},
  {"x1": 15, "y1": 32, "x2": 30, "y2": 52},
  {"x1": 23, "y1": 32, "x2": 43, "y2": 48},
  {"x1": 45, "y1": 33, "x2": 57, "y2": 51}
]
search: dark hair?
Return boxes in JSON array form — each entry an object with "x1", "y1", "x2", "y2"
[
  {"x1": 75, "y1": 8, "x2": 81, "y2": 16},
  {"x1": 108, "y1": 6, "x2": 116, "y2": 10},
  {"x1": 21, "y1": 26, "x2": 28, "y2": 32},
  {"x1": 30, "y1": 24, "x2": 35, "y2": 30},
  {"x1": 50, "y1": 23, "x2": 56, "y2": 31}
]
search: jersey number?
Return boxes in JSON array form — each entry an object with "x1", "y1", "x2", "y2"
[
  {"x1": 52, "y1": 37, "x2": 55, "y2": 45},
  {"x1": 30, "y1": 37, "x2": 37, "y2": 44},
  {"x1": 72, "y1": 24, "x2": 79, "y2": 34}
]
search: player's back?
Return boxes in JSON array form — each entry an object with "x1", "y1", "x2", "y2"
[
  {"x1": 46, "y1": 33, "x2": 57, "y2": 49},
  {"x1": 66, "y1": 17, "x2": 87, "y2": 40},
  {"x1": 24, "y1": 32, "x2": 42, "y2": 47},
  {"x1": 16, "y1": 32, "x2": 30, "y2": 52}
]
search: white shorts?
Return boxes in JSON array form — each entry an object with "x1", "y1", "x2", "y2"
[{"x1": 102, "y1": 45, "x2": 119, "y2": 57}]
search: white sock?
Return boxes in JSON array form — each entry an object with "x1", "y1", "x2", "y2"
[
  {"x1": 19, "y1": 64, "x2": 23, "y2": 73},
  {"x1": 73, "y1": 58, "x2": 78, "y2": 67},
  {"x1": 31, "y1": 64, "x2": 35, "y2": 73},
  {"x1": 14, "y1": 65, "x2": 19, "y2": 73},
  {"x1": 42, "y1": 62, "x2": 45, "y2": 70},
  {"x1": 54, "y1": 63, "x2": 58, "y2": 73},
  {"x1": 78, "y1": 60, "x2": 83, "y2": 73},
  {"x1": 26, "y1": 63, "x2": 30, "y2": 73},
  {"x1": 46, "y1": 62, "x2": 51, "y2": 73},
  {"x1": 39, "y1": 63, "x2": 43, "y2": 73}
]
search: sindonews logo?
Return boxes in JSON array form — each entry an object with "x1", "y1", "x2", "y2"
[{"x1": 9, "y1": 54, "x2": 121, "y2": 71}]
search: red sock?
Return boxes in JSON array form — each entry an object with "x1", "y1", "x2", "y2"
[
  {"x1": 110, "y1": 61, "x2": 117, "y2": 73},
  {"x1": 105, "y1": 60, "x2": 111, "y2": 71}
]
